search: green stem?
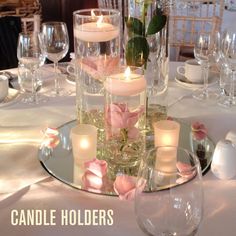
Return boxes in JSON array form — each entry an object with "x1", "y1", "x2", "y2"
[
  {"x1": 120, "y1": 128, "x2": 128, "y2": 143},
  {"x1": 141, "y1": 2, "x2": 149, "y2": 68}
]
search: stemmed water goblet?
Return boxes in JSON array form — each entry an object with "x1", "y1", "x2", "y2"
[
  {"x1": 135, "y1": 146, "x2": 203, "y2": 236},
  {"x1": 193, "y1": 33, "x2": 219, "y2": 101},
  {"x1": 40, "y1": 22, "x2": 69, "y2": 96},
  {"x1": 17, "y1": 32, "x2": 45, "y2": 104},
  {"x1": 218, "y1": 31, "x2": 236, "y2": 108}
]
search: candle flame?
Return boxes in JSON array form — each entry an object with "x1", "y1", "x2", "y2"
[
  {"x1": 91, "y1": 9, "x2": 96, "y2": 18},
  {"x1": 80, "y1": 138, "x2": 90, "y2": 149},
  {"x1": 124, "y1": 67, "x2": 131, "y2": 80},
  {"x1": 91, "y1": 10, "x2": 104, "y2": 28},
  {"x1": 96, "y1": 15, "x2": 104, "y2": 28}
]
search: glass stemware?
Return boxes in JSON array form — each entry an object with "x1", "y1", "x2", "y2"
[
  {"x1": 135, "y1": 146, "x2": 203, "y2": 236},
  {"x1": 218, "y1": 31, "x2": 236, "y2": 108},
  {"x1": 17, "y1": 32, "x2": 45, "y2": 104},
  {"x1": 41, "y1": 22, "x2": 69, "y2": 96},
  {"x1": 193, "y1": 33, "x2": 219, "y2": 100}
]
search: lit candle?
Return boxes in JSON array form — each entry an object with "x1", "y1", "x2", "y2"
[
  {"x1": 70, "y1": 124, "x2": 97, "y2": 166},
  {"x1": 153, "y1": 120, "x2": 180, "y2": 147},
  {"x1": 153, "y1": 120, "x2": 180, "y2": 174},
  {"x1": 74, "y1": 11, "x2": 119, "y2": 42},
  {"x1": 104, "y1": 67, "x2": 146, "y2": 96}
]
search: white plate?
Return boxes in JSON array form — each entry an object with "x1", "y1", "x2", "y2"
[
  {"x1": 0, "y1": 88, "x2": 21, "y2": 107},
  {"x1": 175, "y1": 71, "x2": 219, "y2": 89}
]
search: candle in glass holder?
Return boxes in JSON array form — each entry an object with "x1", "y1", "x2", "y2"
[
  {"x1": 74, "y1": 10, "x2": 119, "y2": 42},
  {"x1": 153, "y1": 120, "x2": 180, "y2": 173},
  {"x1": 153, "y1": 120, "x2": 180, "y2": 147},
  {"x1": 70, "y1": 124, "x2": 97, "y2": 166}
]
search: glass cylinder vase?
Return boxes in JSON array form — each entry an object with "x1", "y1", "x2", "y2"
[
  {"x1": 73, "y1": 9, "x2": 121, "y2": 145},
  {"x1": 104, "y1": 66, "x2": 147, "y2": 173},
  {"x1": 124, "y1": 0, "x2": 169, "y2": 96}
]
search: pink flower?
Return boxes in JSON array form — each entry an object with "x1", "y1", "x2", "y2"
[
  {"x1": 113, "y1": 175, "x2": 137, "y2": 200},
  {"x1": 106, "y1": 103, "x2": 144, "y2": 129},
  {"x1": 78, "y1": 56, "x2": 119, "y2": 81},
  {"x1": 84, "y1": 158, "x2": 108, "y2": 178},
  {"x1": 191, "y1": 122, "x2": 207, "y2": 141},
  {"x1": 127, "y1": 127, "x2": 140, "y2": 139}
]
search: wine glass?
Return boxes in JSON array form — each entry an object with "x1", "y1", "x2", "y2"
[
  {"x1": 218, "y1": 31, "x2": 236, "y2": 108},
  {"x1": 135, "y1": 146, "x2": 203, "y2": 236},
  {"x1": 40, "y1": 22, "x2": 69, "y2": 96},
  {"x1": 193, "y1": 33, "x2": 218, "y2": 100},
  {"x1": 17, "y1": 32, "x2": 45, "y2": 104}
]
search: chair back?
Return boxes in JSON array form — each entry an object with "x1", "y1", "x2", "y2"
[
  {"x1": 169, "y1": 0, "x2": 224, "y2": 60},
  {"x1": 21, "y1": 14, "x2": 40, "y2": 33}
]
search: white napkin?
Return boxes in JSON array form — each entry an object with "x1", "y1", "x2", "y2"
[
  {"x1": 0, "y1": 125, "x2": 45, "y2": 144},
  {"x1": 0, "y1": 126, "x2": 49, "y2": 197}
]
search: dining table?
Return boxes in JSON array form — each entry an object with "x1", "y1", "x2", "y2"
[{"x1": 0, "y1": 61, "x2": 236, "y2": 236}]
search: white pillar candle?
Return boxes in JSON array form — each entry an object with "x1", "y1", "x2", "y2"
[
  {"x1": 104, "y1": 67, "x2": 146, "y2": 96},
  {"x1": 70, "y1": 124, "x2": 97, "y2": 166}
]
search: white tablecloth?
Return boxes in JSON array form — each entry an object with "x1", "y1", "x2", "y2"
[{"x1": 0, "y1": 62, "x2": 236, "y2": 236}]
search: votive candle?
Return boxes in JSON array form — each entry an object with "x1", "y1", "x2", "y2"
[{"x1": 70, "y1": 124, "x2": 97, "y2": 165}]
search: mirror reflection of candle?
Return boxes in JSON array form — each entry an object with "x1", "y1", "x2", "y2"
[{"x1": 153, "y1": 120, "x2": 180, "y2": 174}]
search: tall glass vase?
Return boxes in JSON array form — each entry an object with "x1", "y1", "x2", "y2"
[
  {"x1": 73, "y1": 9, "x2": 121, "y2": 147},
  {"x1": 125, "y1": 0, "x2": 169, "y2": 97}
]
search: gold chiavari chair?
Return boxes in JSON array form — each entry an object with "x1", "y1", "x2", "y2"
[{"x1": 169, "y1": 0, "x2": 225, "y2": 61}]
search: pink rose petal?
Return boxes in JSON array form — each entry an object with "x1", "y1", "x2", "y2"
[
  {"x1": 176, "y1": 161, "x2": 197, "y2": 183},
  {"x1": 113, "y1": 175, "x2": 147, "y2": 201},
  {"x1": 113, "y1": 175, "x2": 137, "y2": 200},
  {"x1": 84, "y1": 158, "x2": 108, "y2": 178},
  {"x1": 40, "y1": 127, "x2": 60, "y2": 149},
  {"x1": 191, "y1": 122, "x2": 207, "y2": 141},
  {"x1": 82, "y1": 170, "x2": 103, "y2": 190}
]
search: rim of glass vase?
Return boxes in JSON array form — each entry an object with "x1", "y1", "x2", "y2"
[{"x1": 73, "y1": 8, "x2": 120, "y2": 18}]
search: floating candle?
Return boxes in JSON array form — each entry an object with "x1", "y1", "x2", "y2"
[
  {"x1": 74, "y1": 12, "x2": 119, "y2": 43},
  {"x1": 104, "y1": 67, "x2": 146, "y2": 96}
]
